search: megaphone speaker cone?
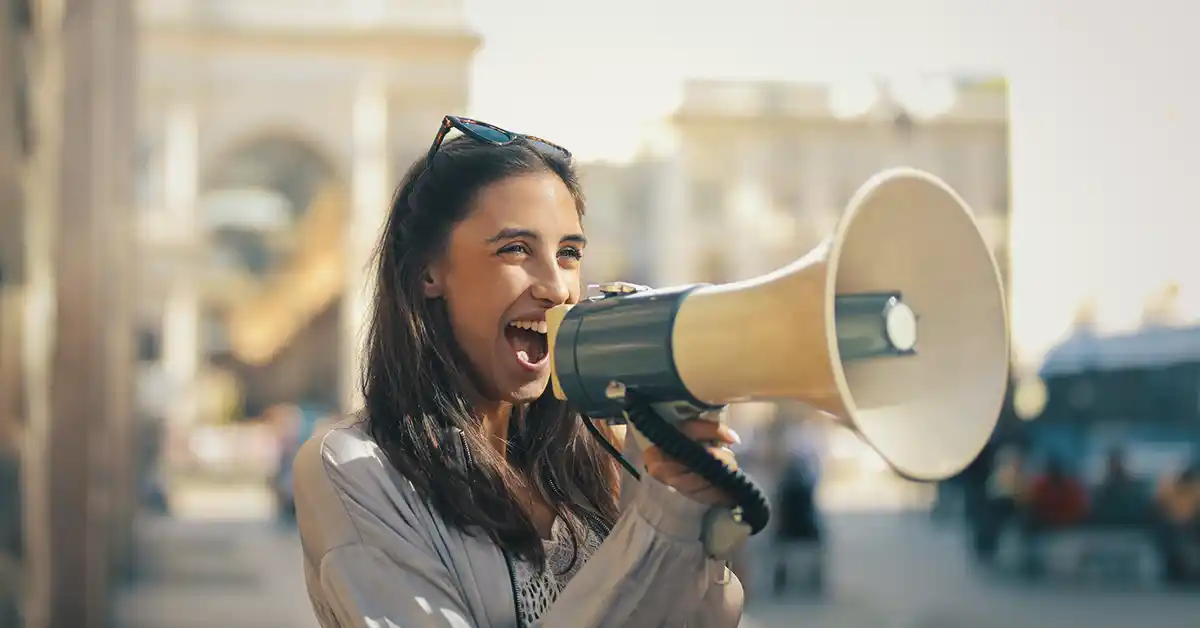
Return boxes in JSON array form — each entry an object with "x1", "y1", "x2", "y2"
[
  {"x1": 670, "y1": 168, "x2": 1008, "y2": 481},
  {"x1": 824, "y1": 168, "x2": 1009, "y2": 480}
]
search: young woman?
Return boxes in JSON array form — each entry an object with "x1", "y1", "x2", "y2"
[{"x1": 294, "y1": 116, "x2": 745, "y2": 627}]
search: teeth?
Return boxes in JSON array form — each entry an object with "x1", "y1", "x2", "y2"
[{"x1": 508, "y1": 320, "x2": 547, "y2": 334}]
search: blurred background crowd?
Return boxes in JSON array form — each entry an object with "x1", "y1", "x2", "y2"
[{"x1": 2, "y1": 1, "x2": 1199, "y2": 627}]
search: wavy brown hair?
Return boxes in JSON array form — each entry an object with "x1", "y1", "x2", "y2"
[{"x1": 362, "y1": 136, "x2": 621, "y2": 568}]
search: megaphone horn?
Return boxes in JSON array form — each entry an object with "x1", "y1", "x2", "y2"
[{"x1": 547, "y1": 167, "x2": 1009, "y2": 482}]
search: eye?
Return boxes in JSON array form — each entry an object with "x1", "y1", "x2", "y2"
[
  {"x1": 558, "y1": 246, "x2": 584, "y2": 261},
  {"x1": 498, "y1": 243, "x2": 532, "y2": 257}
]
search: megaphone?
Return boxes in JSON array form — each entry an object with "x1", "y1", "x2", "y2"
[{"x1": 547, "y1": 167, "x2": 1009, "y2": 482}]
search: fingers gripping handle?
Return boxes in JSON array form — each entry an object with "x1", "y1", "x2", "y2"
[{"x1": 620, "y1": 394, "x2": 764, "y2": 559}]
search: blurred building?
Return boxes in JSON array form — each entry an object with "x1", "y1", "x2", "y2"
[
  {"x1": 134, "y1": 0, "x2": 480, "y2": 422},
  {"x1": 657, "y1": 77, "x2": 1010, "y2": 287},
  {"x1": 576, "y1": 160, "x2": 662, "y2": 287},
  {"x1": 569, "y1": 76, "x2": 1010, "y2": 292}
]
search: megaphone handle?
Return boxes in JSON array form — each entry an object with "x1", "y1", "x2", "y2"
[{"x1": 621, "y1": 393, "x2": 771, "y2": 539}]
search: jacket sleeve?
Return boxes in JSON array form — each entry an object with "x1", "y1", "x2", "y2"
[
  {"x1": 534, "y1": 473, "x2": 745, "y2": 627},
  {"x1": 313, "y1": 543, "x2": 479, "y2": 628},
  {"x1": 533, "y1": 429, "x2": 744, "y2": 628},
  {"x1": 294, "y1": 428, "x2": 488, "y2": 628}
]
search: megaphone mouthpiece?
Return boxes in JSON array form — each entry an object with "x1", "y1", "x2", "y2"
[{"x1": 547, "y1": 284, "x2": 718, "y2": 419}]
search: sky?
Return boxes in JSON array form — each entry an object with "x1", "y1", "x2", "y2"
[{"x1": 462, "y1": 0, "x2": 1198, "y2": 368}]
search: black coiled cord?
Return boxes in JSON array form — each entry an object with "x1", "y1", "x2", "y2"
[{"x1": 620, "y1": 393, "x2": 772, "y2": 535}]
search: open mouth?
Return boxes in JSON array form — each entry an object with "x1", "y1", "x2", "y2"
[{"x1": 504, "y1": 320, "x2": 549, "y2": 368}]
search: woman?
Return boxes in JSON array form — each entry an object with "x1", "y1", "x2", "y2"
[{"x1": 294, "y1": 116, "x2": 745, "y2": 627}]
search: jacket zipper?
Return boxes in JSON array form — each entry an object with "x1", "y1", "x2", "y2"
[
  {"x1": 460, "y1": 430, "x2": 525, "y2": 627},
  {"x1": 502, "y1": 549, "x2": 526, "y2": 628},
  {"x1": 545, "y1": 471, "x2": 612, "y2": 537}
]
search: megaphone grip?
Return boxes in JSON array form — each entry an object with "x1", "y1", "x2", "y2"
[{"x1": 622, "y1": 393, "x2": 771, "y2": 535}]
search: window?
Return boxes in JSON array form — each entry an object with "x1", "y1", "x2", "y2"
[
  {"x1": 135, "y1": 135, "x2": 158, "y2": 209},
  {"x1": 137, "y1": 327, "x2": 161, "y2": 363},
  {"x1": 7, "y1": 1, "x2": 34, "y2": 156},
  {"x1": 201, "y1": 308, "x2": 230, "y2": 357},
  {"x1": 773, "y1": 187, "x2": 803, "y2": 214},
  {"x1": 691, "y1": 180, "x2": 724, "y2": 222},
  {"x1": 991, "y1": 132, "x2": 1012, "y2": 211},
  {"x1": 698, "y1": 247, "x2": 732, "y2": 284},
  {"x1": 936, "y1": 138, "x2": 969, "y2": 198},
  {"x1": 994, "y1": 173, "x2": 1011, "y2": 211},
  {"x1": 211, "y1": 229, "x2": 274, "y2": 275},
  {"x1": 832, "y1": 135, "x2": 877, "y2": 206}
]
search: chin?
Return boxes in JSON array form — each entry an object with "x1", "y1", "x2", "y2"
[{"x1": 506, "y1": 376, "x2": 551, "y2": 405}]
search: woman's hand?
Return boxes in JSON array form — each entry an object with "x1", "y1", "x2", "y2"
[{"x1": 643, "y1": 420, "x2": 741, "y2": 506}]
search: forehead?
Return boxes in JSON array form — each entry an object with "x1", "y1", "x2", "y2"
[{"x1": 458, "y1": 173, "x2": 582, "y2": 237}]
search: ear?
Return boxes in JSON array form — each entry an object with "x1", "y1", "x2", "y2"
[{"x1": 422, "y1": 265, "x2": 444, "y2": 299}]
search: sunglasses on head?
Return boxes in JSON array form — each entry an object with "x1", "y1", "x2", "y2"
[{"x1": 424, "y1": 115, "x2": 571, "y2": 170}]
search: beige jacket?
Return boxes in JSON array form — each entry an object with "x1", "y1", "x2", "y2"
[{"x1": 293, "y1": 417, "x2": 745, "y2": 628}]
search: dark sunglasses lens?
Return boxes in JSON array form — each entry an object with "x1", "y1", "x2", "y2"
[
  {"x1": 462, "y1": 122, "x2": 513, "y2": 143},
  {"x1": 529, "y1": 140, "x2": 568, "y2": 156}
]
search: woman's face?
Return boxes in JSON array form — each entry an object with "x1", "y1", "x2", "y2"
[{"x1": 424, "y1": 172, "x2": 585, "y2": 404}]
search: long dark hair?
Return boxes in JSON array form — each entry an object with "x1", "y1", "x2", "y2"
[{"x1": 362, "y1": 136, "x2": 621, "y2": 568}]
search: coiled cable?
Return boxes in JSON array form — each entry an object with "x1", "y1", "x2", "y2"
[{"x1": 616, "y1": 391, "x2": 771, "y2": 535}]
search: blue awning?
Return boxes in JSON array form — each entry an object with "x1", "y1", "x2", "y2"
[{"x1": 1039, "y1": 325, "x2": 1200, "y2": 377}]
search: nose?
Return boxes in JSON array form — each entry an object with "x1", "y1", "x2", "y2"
[{"x1": 530, "y1": 265, "x2": 572, "y2": 306}]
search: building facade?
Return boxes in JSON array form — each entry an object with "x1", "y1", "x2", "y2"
[
  {"x1": 135, "y1": 0, "x2": 481, "y2": 420},
  {"x1": 656, "y1": 78, "x2": 1011, "y2": 288}
]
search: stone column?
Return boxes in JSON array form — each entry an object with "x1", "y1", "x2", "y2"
[
  {"x1": 98, "y1": 0, "x2": 139, "y2": 586},
  {"x1": 648, "y1": 144, "x2": 693, "y2": 287},
  {"x1": 160, "y1": 100, "x2": 201, "y2": 429},
  {"x1": 798, "y1": 132, "x2": 832, "y2": 212},
  {"x1": 725, "y1": 136, "x2": 773, "y2": 280},
  {"x1": 798, "y1": 131, "x2": 838, "y2": 250},
  {"x1": 0, "y1": 0, "x2": 27, "y2": 286},
  {"x1": 0, "y1": 5, "x2": 29, "y2": 623},
  {"x1": 21, "y1": 0, "x2": 137, "y2": 626},
  {"x1": 341, "y1": 74, "x2": 390, "y2": 414}
]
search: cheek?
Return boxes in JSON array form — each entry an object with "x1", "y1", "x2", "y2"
[
  {"x1": 444, "y1": 290, "x2": 499, "y2": 352},
  {"x1": 442, "y1": 268, "x2": 523, "y2": 350}
]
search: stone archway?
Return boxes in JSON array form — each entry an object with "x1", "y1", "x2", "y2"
[
  {"x1": 201, "y1": 134, "x2": 339, "y2": 277},
  {"x1": 198, "y1": 134, "x2": 346, "y2": 415},
  {"x1": 206, "y1": 134, "x2": 338, "y2": 216}
]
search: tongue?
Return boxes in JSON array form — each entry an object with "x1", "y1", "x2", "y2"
[{"x1": 505, "y1": 327, "x2": 544, "y2": 363}]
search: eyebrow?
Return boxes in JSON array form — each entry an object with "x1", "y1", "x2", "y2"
[{"x1": 486, "y1": 227, "x2": 588, "y2": 247}]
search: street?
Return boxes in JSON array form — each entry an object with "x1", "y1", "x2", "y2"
[
  {"x1": 112, "y1": 517, "x2": 318, "y2": 628},
  {"x1": 743, "y1": 514, "x2": 1200, "y2": 628},
  {"x1": 113, "y1": 483, "x2": 1200, "y2": 628}
]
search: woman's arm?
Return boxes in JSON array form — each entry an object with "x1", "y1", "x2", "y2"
[
  {"x1": 535, "y1": 428, "x2": 744, "y2": 628},
  {"x1": 536, "y1": 472, "x2": 744, "y2": 627}
]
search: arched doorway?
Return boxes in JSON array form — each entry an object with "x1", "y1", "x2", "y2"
[
  {"x1": 202, "y1": 135, "x2": 337, "y2": 276},
  {"x1": 199, "y1": 135, "x2": 344, "y2": 420}
]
